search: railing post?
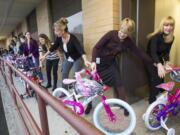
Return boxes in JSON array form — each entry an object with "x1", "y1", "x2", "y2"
[
  {"x1": 37, "y1": 94, "x2": 50, "y2": 135},
  {"x1": 2, "y1": 60, "x2": 7, "y2": 85},
  {"x1": 0, "y1": 59, "x2": 2, "y2": 73},
  {"x1": 8, "y1": 66, "x2": 17, "y2": 105}
]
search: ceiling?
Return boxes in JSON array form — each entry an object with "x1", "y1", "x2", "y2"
[{"x1": 0, "y1": 0, "x2": 43, "y2": 39}]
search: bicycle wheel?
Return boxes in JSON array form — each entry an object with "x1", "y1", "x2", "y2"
[
  {"x1": 144, "y1": 100, "x2": 168, "y2": 131},
  {"x1": 52, "y1": 88, "x2": 83, "y2": 114},
  {"x1": 52, "y1": 87, "x2": 72, "y2": 101},
  {"x1": 93, "y1": 99, "x2": 136, "y2": 135}
]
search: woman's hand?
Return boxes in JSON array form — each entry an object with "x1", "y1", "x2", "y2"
[
  {"x1": 40, "y1": 62, "x2": 44, "y2": 68},
  {"x1": 164, "y1": 61, "x2": 172, "y2": 71},
  {"x1": 84, "y1": 60, "x2": 91, "y2": 67},
  {"x1": 40, "y1": 55, "x2": 46, "y2": 62},
  {"x1": 91, "y1": 62, "x2": 97, "y2": 71},
  {"x1": 56, "y1": 50, "x2": 64, "y2": 62},
  {"x1": 157, "y1": 63, "x2": 166, "y2": 78},
  {"x1": 82, "y1": 54, "x2": 91, "y2": 67}
]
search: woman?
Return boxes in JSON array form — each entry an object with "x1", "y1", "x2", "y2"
[
  {"x1": 39, "y1": 34, "x2": 60, "y2": 91},
  {"x1": 23, "y1": 32, "x2": 43, "y2": 81},
  {"x1": 146, "y1": 16, "x2": 175, "y2": 104},
  {"x1": 40, "y1": 17, "x2": 91, "y2": 88},
  {"x1": 19, "y1": 35, "x2": 26, "y2": 55},
  {"x1": 12, "y1": 36, "x2": 20, "y2": 55},
  {"x1": 91, "y1": 18, "x2": 152, "y2": 103},
  {"x1": 9, "y1": 39, "x2": 16, "y2": 54}
]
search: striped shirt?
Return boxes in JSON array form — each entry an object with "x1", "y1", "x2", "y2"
[{"x1": 39, "y1": 45, "x2": 59, "y2": 60}]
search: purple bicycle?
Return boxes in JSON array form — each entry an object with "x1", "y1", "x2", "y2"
[{"x1": 143, "y1": 67, "x2": 180, "y2": 135}]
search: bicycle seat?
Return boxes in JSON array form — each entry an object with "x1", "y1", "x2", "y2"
[
  {"x1": 63, "y1": 79, "x2": 76, "y2": 85},
  {"x1": 156, "y1": 81, "x2": 175, "y2": 92}
]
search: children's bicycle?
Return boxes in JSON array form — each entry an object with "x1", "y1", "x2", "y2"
[
  {"x1": 53, "y1": 69, "x2": 136, "y2": 135},
  {"x1": 15, "y1": 57, "x2": 40, "y2": 98},
  {"x1": 21, "y1": 67, "x2": 41, "y2": 98},
  {"x1": 143, "y1": 67, "x2": 180, "y2": 135}
]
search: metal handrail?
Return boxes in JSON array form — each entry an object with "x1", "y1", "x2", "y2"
[{"x1": 0, "y1": 57, "x2": 104, "y2": 135}]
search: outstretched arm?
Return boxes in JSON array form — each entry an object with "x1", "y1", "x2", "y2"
[
  {"x1": 127, "y1": 39, "x2": 152, "y2": 64},
  {"x1": 92, "y1": 30, "x2": 114, "y2": 62}
]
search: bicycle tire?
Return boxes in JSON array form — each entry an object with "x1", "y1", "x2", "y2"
[
  {"x1": 52, "y1": 87, "x2": 71, "y2": 101},
  {"x1": 53, "y1": 87, "x2": 83, "y2": 114},
  {"x1": 93, "y1": 98, "x2": 136, "y2": 135},
  {"x1": 144, "y1": 100, "x2": 168, "y2": 131}
]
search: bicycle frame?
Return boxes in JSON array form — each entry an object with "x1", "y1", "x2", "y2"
[
  {"x1": 61, "y1": 69, "x2": 116, "y2": 121},
  {"x1": 21, "y1": 67, "x2": 40, "y2": 98},
  {"x1": 63, "y1": 85, "x2": 102, "y2": 115},
  {"x1": 63, "y1": 89, "x2": 117, "y2": 122},
  {"x1": 101, "y1": 95, "x2": 116, "y2": 122},
  {"x1": 156, "y1": 88, "x2": 180, "y2": 121}
]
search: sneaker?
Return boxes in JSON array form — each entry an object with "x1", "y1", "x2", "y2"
[
  {"x1": 52, "y1": 86, "x2": 57, "y2": 91},
  {"x1": 85, "y1": 103, "x2": 92, "y2": 115},
  {"x1": 59, "y1": 93, "x2": 66, "y2": 98},
  {"x1": 111, "y1": 104, "x2": 129, "y2": 116}
]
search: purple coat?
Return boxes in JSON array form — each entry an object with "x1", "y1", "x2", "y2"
[{"x1": 23, "y1": 40, "x2": 39, "y2": 58}]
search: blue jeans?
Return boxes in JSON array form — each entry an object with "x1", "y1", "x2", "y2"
[
  {"x1": 62, "y1": 58, "x2": 82, "y2": 88},
  {"x1": 26, "y1": 57, "x2": 34, "y2": 68}
]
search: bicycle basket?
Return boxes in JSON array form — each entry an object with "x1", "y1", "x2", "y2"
[{"x1": 75, "y1": 78, "x2": 104, "y2": 97}]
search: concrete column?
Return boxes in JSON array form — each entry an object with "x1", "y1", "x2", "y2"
[
  {"x1": 36, "y1": 0, "x2": 52, "y2": 39},
  {"x1": 21, "y1": 19, "x2": 28, "y2": 34}
]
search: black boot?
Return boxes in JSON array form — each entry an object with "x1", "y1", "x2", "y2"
[
  {"x1": 45, "y1": 84, "x2": 52, "y2": 89},
  {"x1": 111, "y1": 104, "x2": 129, "y2": 116},
  {"x1": 85, "y1": 102, "x2": 92, "y2": 115},
  {"x1": 52, "y1": 82, "x2": 57, "y2": 91},
  {"x1": 52, "y1": 86, "x2": 57, "y2": 91}
]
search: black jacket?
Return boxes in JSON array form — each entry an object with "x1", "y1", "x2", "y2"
[
  {"x1": 50, "y1": 34, "x2": 85, "y2": 61},
  {"x1": 146, "y1": 33, "x2": 174, "y2": 64}
]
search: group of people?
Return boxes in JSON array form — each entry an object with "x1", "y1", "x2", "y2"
[
  {"x1": 0, "y1": 48, "x2": 8, "y2": 56},
  {"x1": 92, "y1": 16, "x2": 175, "y2": 105},
  {"x1": 5, "y1": 15, "x2": 175, "y2": 114}
]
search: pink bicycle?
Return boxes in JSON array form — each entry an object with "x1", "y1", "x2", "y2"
[{"x1": 53, "y1": 69, "x2": 136, "y2": 135}]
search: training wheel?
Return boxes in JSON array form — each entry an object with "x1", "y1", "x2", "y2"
[
  {"x1": 167, "y1": 128, "x2": 175, "y2": 135},
  {"x1": 142, "y1": 113, "x2": 146, "y2": 121}
]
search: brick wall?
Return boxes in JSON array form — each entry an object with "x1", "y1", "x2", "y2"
[
  {"x1": 82, "y1": 0, "x2": 120, "y2": 58},
  {"x1": 36, "y1": 0, "x2": 52, "y2": 39}
]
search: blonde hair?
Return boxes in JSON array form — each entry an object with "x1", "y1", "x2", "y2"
[
  {"x1": 147, "y1": 16, "x2": 175, "y2": 43},
  {"x1": 120, "y1": 18, "x2": 135, "y2": 36},
  {"x1": 54, "y1": 17, "x2": 68, "y2": 31}
]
